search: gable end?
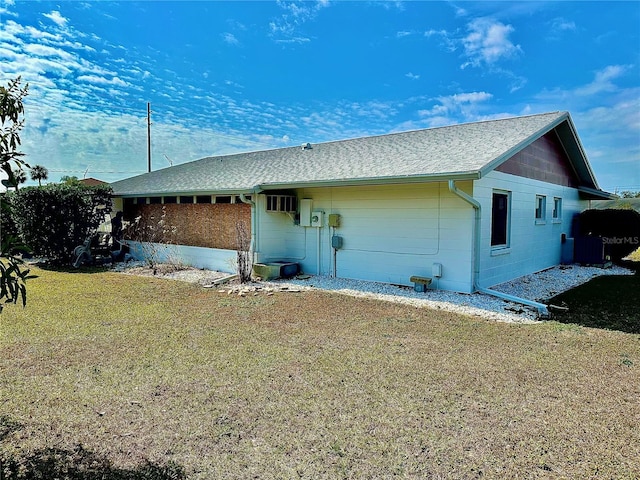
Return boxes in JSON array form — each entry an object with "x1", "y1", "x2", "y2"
[{"x1": 496, "y1": 131, "x2": 580, "y2": 187}]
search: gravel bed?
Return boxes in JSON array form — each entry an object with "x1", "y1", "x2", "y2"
[
  {"x1": 267, "y1": 264, "x2": 634, "y2": 323},
  {"x1": 110, "y1": 260, "x2": 633, "y2": 324},
  {"x1": 112, "y1": 260, "x2": 230, "y2": 285}
]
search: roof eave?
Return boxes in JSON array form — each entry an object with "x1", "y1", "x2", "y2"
[
  {"x1": 578, "y1": 186, "x2": 617, "y2": 200},
  {"x1": 257, "y1": 171, "x2": 481, "y2": 190},
  {"x1": 478, "y1": 111, "x2": 569, "y2": 178},
  {"x1": 478, "y1": 112, "x2": 602, "y2": 191},
  {"x1": 112, "y1": 188, "x2": 256, "y2": 198}
]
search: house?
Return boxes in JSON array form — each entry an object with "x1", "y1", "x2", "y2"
[
  {"x1": 79, "y1": 177, "x2": 108, "y2": 187},
  {"x1": 110, "y1": 111, "x2": 613, "y2": 308}
]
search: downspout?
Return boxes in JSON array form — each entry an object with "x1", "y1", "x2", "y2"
[
  {"x1": 239, "y1": 191, "x2": 258, "y2": 264},
  {"x1": 447, "y1": 180, "x2": 550, "y2": 318}
]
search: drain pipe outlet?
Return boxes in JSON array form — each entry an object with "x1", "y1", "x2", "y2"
[{"x1": 447, "y1": 180, "x2": 550, "y2": 318}]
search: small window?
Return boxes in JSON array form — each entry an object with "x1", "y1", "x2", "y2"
[
  {"x1": 535, "y1": 195, "x2": 546, "y2": 222},
  {"x1": 215, "y1": 196, "x2": 232, "y2": 204},
  {"x1": 553, "y1": 197, "x2": 562, "y2": 221},
  {"x1": 196, "y1": 195, "x2": 212, "y2": 204},
  {"x1": 163, "y1": 196, "x2": 177, "y2": 204},
  {"x1": 123, "y1": 198, "x2": 135, "y2": 207},
  {"x1": 179, "y1": 196, "x2": 194, "y2": 204},
  {"x1": 149, "y1": 196, "x2": 162, "y2": 205},
  {"x1": 136, "y1": 197, "x2": 147, "y2": 205},
  {"x1": 266, "y1": 195, "x2": 297, "y2": 213},
  {"x1": 491, "y1": 191, "x2": 510, "y2": 247}
]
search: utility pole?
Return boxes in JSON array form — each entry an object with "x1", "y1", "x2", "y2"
[{"x1": 147, "y1": 102, "x2": 152, "y2": 173}]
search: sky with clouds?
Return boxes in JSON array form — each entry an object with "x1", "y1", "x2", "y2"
[{"x1": 1, "y1": 0, "x2": 638, "y2": 192}]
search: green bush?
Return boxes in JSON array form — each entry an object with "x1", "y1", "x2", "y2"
[
  {"x1": 10, "y1": 184, "x2": 113, "y2": 264},
  {"x1": 1, "y1": 194, "x2": 20, "y2": 245}
]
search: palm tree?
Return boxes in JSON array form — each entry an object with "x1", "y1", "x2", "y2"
[
  {"x1": 12, "y1": 169, "x2": 26, "y2": 190},
  {"x1": 30, "y1": 164, "x2": 49, "y2": 186}
]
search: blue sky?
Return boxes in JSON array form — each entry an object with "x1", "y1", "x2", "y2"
[{"x1": 1, "y1": 1, "x2": 638, "y2": 193}]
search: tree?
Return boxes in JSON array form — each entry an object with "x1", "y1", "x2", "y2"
[
  {"x1": 0, "y1": 76, "x2": 33, "y2": 312},
  {"x1": 620, "y1": 190, "x2": 640, "y2": 199},
  {"x1": 60, "y1": 175, "x2": 80, "y2": 185},
  {"x1": 30, "y1": 164, "x2": 48, "y2": 186},
  {"x1": 11, "y1": 168, "x2": 26, "y2": 190},
  {"x1": 11, "y1": 184, "x2": 113, "y2": 265}
]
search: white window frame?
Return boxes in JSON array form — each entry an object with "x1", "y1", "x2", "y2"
[
  {"x1": 552, "y1": 197, "x2": 562, "y2": 223},
  {"x1": 535, "y1": 195, "x2": 546, "y2": 225},
  {"x1": 491, "y1": 190, "x2": 511, "y2": 251}
]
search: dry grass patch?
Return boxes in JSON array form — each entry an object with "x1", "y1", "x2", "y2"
[{"x1": 1, "y1": 267, "x2": 639, "y2": 479}]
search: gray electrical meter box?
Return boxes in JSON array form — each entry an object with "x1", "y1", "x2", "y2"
[{"x1": 331, "y1": 235, "x2": 343, "y2": 249}]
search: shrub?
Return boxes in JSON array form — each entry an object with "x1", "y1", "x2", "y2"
[
  {"x1": 10, "y1": 184, "x2": 113, "y2": 264},
  {"x1": 125, "y1": 205, "x2": 181, "y2": 273}
]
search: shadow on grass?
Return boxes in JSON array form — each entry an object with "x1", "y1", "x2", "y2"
[
  {"x1": 29, "y1": 261, "x2": 112, "y2": 275},
  {"x1": 0, "y1": 417, "x2": 185, "y2": 480},
  {"x1": 0, "y1": 445, "x2": 186, "y2": 480},
  {"x1": 549, "y1": 269, "x2": 640, "y2": 334}
]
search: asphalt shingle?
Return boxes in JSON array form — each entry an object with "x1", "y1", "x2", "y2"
[{"x1": 111, "y1": 111, "x2": 568, "y2": 196}]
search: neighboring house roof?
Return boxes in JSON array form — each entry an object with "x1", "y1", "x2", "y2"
[
  {"x1": 110, "y1": 111, "x2": 611, "y2": 198},
  {"x1": 79, "y1": 177, "x2": 107, "y2": 187}
]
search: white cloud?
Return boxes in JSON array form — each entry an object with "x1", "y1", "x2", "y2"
[
  {"x1": 417, "y1": 91, "x2": 494, "y2": 126},
  {"x1": 461, "y1": 18, "x2": 522, "y2": 68},
  {"x1": 76, "y1": 75, "x2": 129, "y2": 87},
  {"x1": 0, "y1": 1, "x2": 17, "y2": 18},
  {"x1": 530, "y1": 67, "x2": 639, "y2": 192},
  {"x1": 269, "y1": 0, "x2": 330, "y2": 42},
  {"x1": 42, "y1": 11, "x2": 69, "y2": 28},
  {"x1": 550, "y1": 17, "x2": 576, "y2": 32},
  {"x1": 24, "y1": 43, "x2": 77, "y2": 62},
  {"x1": 405, "y1": 72, "x2": 420, "y2": 80},
  {"x1": 222, "y1": 32, "x2": 239, "y2": 46},
  {"x1": 575, "y1": 65, "x2": 630, "y2": 96}
]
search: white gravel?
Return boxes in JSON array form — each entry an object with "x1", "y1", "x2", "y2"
[
  {"x1": 267, "y1": 264, "x2": 634, "y2": 324},
  {"x1": 112, "y1": 260, "x2": 634, "y2": 324}
]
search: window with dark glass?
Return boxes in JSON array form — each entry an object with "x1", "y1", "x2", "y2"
[
  {"x1": 491, "y1": 191, "x2": 510, "y2": 247},
  {"x1": 535, "y1": 195, "x2": 546, "y2": 221},
  {"x1": 552, "y1": 197, "x2": 562, "y2": 220}
]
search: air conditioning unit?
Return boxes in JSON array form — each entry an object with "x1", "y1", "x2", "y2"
[{"x1": 265, "y1": 195, "x2": 297, "y2": 213}]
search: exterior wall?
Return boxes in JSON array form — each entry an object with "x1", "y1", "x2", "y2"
[
  {"x1": 126, "y1": 241, "x2": 237, "y2": 273},
  {"x1": 474, "y1": 170, "x2": 586, "y2": 288},
  {"x1": 256, "y1": 182, "x2": 475, "y2": 293},
  {"x1": 496, "y1": 131, "x2": 580, "y2": 187},
  {"x1": 123, "y1": 203, "x2": 250, "y2": 250}
]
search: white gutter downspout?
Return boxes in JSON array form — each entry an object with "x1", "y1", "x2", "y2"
[
  {"x1": 447, "y1": 180, "x2": 550, "y2": 318},
  {"x1": 239, "y1": 191, "x2": 258, "y2": 264}
]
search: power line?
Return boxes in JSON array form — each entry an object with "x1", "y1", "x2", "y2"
[{"x1": 47, "y1": 169, "x2": 146, "y2": 174}]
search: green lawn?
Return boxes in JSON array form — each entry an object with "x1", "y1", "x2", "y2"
[{"x1": 1, "y1": 267, "x2": 639, "y2": 479}]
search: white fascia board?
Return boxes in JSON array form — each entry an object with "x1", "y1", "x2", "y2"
[
  {"x1": 113, "y1": 188, "x2": 256, "y2": 198},
  {"x1": 257, "y1": 171, "x2": 480, "y2": 191}
]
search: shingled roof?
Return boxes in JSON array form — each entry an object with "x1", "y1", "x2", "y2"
[{"x1": 110, "y1": 111, "x2": 605, "y2": 196}]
